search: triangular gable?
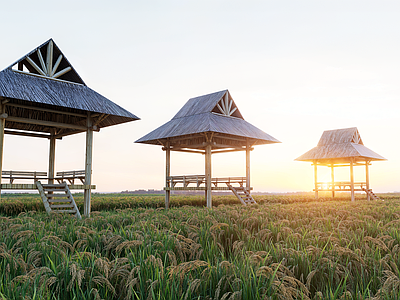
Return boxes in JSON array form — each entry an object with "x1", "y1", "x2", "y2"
[
  {"x1": 317, "y1": 127, "x2": 363, "y2": 146},
  {"x1": 211, "y1": 90, "x2": 243, "y2": 119},
  {"x1": 7, "y1": 39, "x2": 85, "y2": 85}
]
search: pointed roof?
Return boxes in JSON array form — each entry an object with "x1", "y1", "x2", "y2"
[
  {"x1": 0, "y1": 39, "x2": 139, "y2": 134},
  {"x1": 295, "y1": 127, "x2": 386, "y2": 163},
  {"x1": 136, "y1": 90, "x2": 280, "y2": 147}
]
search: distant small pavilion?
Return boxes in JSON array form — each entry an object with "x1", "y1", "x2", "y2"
[
  {"x1": 295, "y1": 127, "x2": 386, "y2": 201},
  {"x1": 0, "y1": 39, "x2": 139, "y2": 216},
  {"x1": 136, "y1": 90, "x2": 280, "y2": 208}
]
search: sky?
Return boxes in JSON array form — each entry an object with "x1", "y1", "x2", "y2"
[{"x1": 0, "y1": 0, "x2": 399, "y2": 193}]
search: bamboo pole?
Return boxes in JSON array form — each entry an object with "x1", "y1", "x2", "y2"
[
  {"x1": 48, "y1": 130, "x2": 56, "y2": 184},
  {"x1": 314, "y1": 162, "x2": 318, "y2": 200},
  {"x1": 366, "y1": 161, "x2": 370, "y2": 201},
  {"x1": 350, "y1": 159, "x2": 355, "y2": 202},
  {"x1": 165, "y1": 141, "x2": 170, "y2": 209},
  {"x1": 84, "y1": 115, "x2": 93, "y2": 217},
  {"x1": 331, "y1": 164, "x2": 335, "y2": 198},
  {"x1": 205, "y1": 143, "x2": 212, "y2": 208},
  {"x1": 246, "y1": 139, "x2": 250, "y2": 193},
  {"x1": 0, "y1": 103, "x2": 4, "y2": 200}
]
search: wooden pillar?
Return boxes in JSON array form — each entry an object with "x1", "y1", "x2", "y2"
[
  {"x1": 205, "y1": 143, "x2": 212, "y2": 208},
  {"x1": 48, "y1": 130, "x2": 56, "y2": 185},
  {"x1": 350, "y1": 159, "x2": 355, "y2": 202},
  {"x1": 314, "y1": 162, "x2": 318, "y2": 199},
  {"x1": 84, "y1": 115, "x2": 93, "y2": 217},
  {"x1": 0, "y1": 103, "x2": 5, "y2": 200},
  {"x1": 165, "y1": 141, "x2": 170, "y2": 209},
  {"x1": 366, "y1": 161, "x2": 370, "y2": 201},
  {"x1": 246, "y1": 139, "x2": 250, "y2": 193},
  {"x1": 331, "y1": 164, "x2": 335, "y2": 198}
]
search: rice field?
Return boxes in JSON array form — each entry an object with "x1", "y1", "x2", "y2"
[{"x1": 1, "y1": 194, "x2": 400, "y2": 299}]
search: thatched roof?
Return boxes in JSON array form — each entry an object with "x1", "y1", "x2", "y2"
[
  {"x1": 136, "y1": 90, "x2": 280, "y2": 149},
  {"x1": 0, "y1": 39, "x2": 139, "y2": 135},
  {"x1": 296, "y1": 127, "x2": 386, "y2": 163}
]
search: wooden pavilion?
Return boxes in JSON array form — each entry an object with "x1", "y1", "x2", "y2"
[
  {"x1": 0, "y1": 38, "x2": 139, "y2": 216},
  {"x1": 295, "y1": 127, "x2": 386, "y2": 201},
  {"x1": 136, "y1": 90, "x2": 280, "y2": 208}
]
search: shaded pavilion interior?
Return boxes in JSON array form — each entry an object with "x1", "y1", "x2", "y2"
[
  {"x1": 0, "y1": 38, "x2": 139, "y2": 216},
  {"x1": 136, "y1": 89, "x2": 280, "y2": 208},
  {"x1": 295, "y1": 127, "x2": 386, "y2": 201}
]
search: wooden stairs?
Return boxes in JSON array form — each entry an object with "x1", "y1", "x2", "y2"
[
  {"x1": 36, "y1": 181, "x2": 81, "y2": 218},
  {"x1": 362, "y1": 188, "x2": 381, "y2": 200},
  {"x1": 227, "y1": 184, "x2": 257, "y2": 205}
]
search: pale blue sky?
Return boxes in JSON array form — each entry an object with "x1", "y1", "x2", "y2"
[{"x1": 0, "y1": 1, "x2": 399, "y2": 192}]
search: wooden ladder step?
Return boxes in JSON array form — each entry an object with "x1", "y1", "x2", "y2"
[
  {"x1": 46, "y1": 193, "x2": 68, "y2": 197},
  {"x1": 48, "y1": 199, "x2": 72, "y2": 203},
  {"x1": 51, "y1": 209, "x2": 77, "y2": 214},
  {"x1": 44, "y1": 188, "x2": 68, "y2": 192},
  {"x1": 50, "y1": 204, "x2": 75, "y2": 209}
]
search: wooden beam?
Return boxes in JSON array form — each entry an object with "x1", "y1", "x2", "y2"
[
  {"x1": 84, "y1": 115, "x2": 94, "y2": 217},
  {"x1": 25, "y1": 56, "x2": 46, "y2": 76},
  {"x1": 46, "y1": 40, "x2": 53, "y2": 76},
  {"x1": 4, "y1": 130, "x2": 62, "y2": 140},
  {"x1": 246, "y1": 139, "x2": 250, "y2": 194},
  {"x1": 331, "y1": 164, "x2": 335, "y2": 198},
  {"x1": 350, "y1": 159, "x2": 355, "y2": 202},
  {"x1": 53, "y1": 66, "x2": 71, "y2": 79},
  {"x1": 50, "y1": 55, "x2": 63, "y2": 77},
  {"x1": 165, "y1": 141, "x2": 170, "y2": 210},
  {"x1": 170, "y1": 148, "x2": 205, "y2": 154},
  {"x1": 213, "y1": 134, "x2": 247, "y2": 142},
  {"x1": 314, "y1": 161, "x2": 318, "y2": 200},
  {"x1": 12, "y1": 69, "x2": 85, "y2": 86},
  {"x1": 366, "y1": 160, "x2": 370, "y2": 201},
  {"x1": 5, "y1": 102, "x2": 87, "y2": 118},
  {"x1": 205, "y1": 143, "x2": 212, "y2": 208},
  {"x1": 0, "y1": 104, "x2": 4, "y2": 200},
  {"x1": 48, "y1": 131, "x2": 56, "y2": 185},
  {"x1": 54, "y1": 130, "x2": 86, "y2": 139},
  {"x1": 6, "y1": 116, "x2": 87, "y2": 131},
  {"x1": 211, "y1": 148, "x2": 253, "y2": 155}
]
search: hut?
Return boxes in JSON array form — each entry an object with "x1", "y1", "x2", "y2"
[
  {"x1": 295, "y1": 127, "x2": 386, "y2": 201},
  {"x1": 0, "y1": 38, "x2": 139, "y2": 217},
  {"x1": 136, "y1": 90, "x2": 280, "y2": 208}
]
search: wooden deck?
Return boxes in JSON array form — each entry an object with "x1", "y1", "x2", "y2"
[{"x1": 1, "y1": 184, "x2": 95, "y2": 190}]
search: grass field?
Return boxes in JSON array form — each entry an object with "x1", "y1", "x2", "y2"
[{"x1": 1, "y1": 193, "x2": 400, "y2": 299}]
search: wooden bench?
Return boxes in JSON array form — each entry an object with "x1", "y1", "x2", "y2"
[
  {"x1": 56, "y1": 170, "x2": 85, "y2": 184},
  {"x1": 1, "y1": 171, "x2": 48, "y2": 184}
]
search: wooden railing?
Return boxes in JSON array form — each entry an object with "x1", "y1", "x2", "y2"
[
  {"x1": 167, "y1": 175, "x2": 246, "y2": 188},
  {"x1": 315, "y1": 181, "x2": 367, "y2": 191},
  {"x1": 1, "y1": 170, "x2": 86, "y2": 184}
]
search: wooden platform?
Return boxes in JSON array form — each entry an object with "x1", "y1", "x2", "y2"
[{"x1": 1, "y1": 184, "x2": 95, "y2": 190}]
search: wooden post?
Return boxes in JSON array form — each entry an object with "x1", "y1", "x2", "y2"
[
  {"x1": 48, "y1": 130, "x2": 56, "y2": 184},
  {"x1": 205, "y1": 143, "x2": 212, "y2": 208},
  {"x1": 246, "y1": 139, "x2": 250, "y2": 193},
  {"x1": 165, "y1": 141, "x2": 170, "y2": 209},
  {"x1": 0, "y1": 103, "x2": 4, "y2": 200},
  {"x1": 366, "y1": 161, "x2": 370, "y2": 201},
  {"x1": 314, "y1": 162, "x2": 318, "y2": 199},
  {"x1": 84, "y1": 115, "x2": 93, "y2": 217},
  {"x1": 350, "y1": 159, "x2": 355, "y2": 202},
  {"x1": 331, "y1": 164, "x2": 335, "y2": 198}
]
